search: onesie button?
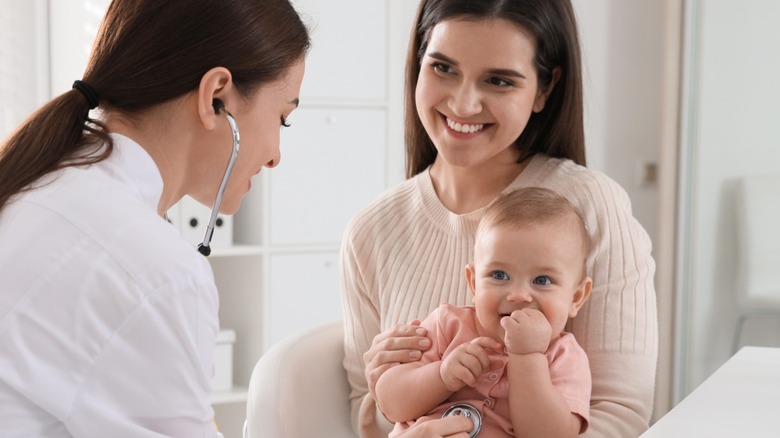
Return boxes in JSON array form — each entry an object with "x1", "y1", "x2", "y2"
[{"x1": 489, "y1": 372, "x2": 499, "y2": 381}]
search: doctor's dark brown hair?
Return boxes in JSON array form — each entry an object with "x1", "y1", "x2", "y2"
[
  {"x1": 404, "y1": 0, "x2": 585, "y2": 178},
  {"x1": 0, "y1": 0, "x2": 310, "y2": 211}
]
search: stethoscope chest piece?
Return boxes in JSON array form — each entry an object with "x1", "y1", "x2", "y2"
[{"x1": 442, "y1": 403, "x2": 483, "y2": 437}]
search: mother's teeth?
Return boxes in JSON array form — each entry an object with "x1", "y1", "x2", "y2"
[{"x1": 447, "y1": 118, "x2": 484, "y2": 134}]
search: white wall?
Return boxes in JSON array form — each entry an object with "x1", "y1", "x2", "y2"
[
  {"x1": 680, "y1": 0, "x2": 780, "y2": 394},
  {"x1": 574, "y1": 0, "x2": 666, "y2": 249},
  {"x1": 0, "y1": 0, "x2": 49, "y2": 139}
]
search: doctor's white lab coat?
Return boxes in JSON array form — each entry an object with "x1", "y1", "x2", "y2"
[{"x1": 0, "y1": 134, "x2": 221, "y2": 437}]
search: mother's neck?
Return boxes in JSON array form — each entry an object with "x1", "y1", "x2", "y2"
[{"x1": 429, "y1": 156, "x2": 529, "y2": 215}]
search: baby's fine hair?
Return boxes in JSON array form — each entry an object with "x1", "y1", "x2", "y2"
[{"x1": 478, "y1": 187, "x2": 592, "y2": 264}]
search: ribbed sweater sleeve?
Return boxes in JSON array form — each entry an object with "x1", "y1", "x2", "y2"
[{"x1": 340, "y1": 154, "x2": 658, "y2": 438}]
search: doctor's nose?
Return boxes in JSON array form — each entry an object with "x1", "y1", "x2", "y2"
[
  {"x1": 265, "y1": 150, "x2": 281, "y2": 168},
  {"x1": 448, "y1": 83, "x2": 482, "y2": 118}
]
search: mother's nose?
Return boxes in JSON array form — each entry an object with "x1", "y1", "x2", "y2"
[{"x1": 448, "y1": 82, "x2": 483, "y2": 118}]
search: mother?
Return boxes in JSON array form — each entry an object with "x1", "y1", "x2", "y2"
[{"x1": 341, "y1": 0, "x2": 657, "y2": 436}]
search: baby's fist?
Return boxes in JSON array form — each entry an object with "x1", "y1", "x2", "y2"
[{"x1": 501, "y1": 308, "x2": 551, "y2": 355}]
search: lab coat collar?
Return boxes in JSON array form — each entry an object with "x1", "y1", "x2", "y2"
[{"x1": 106, "y1": 133, "x2": 164, "y2": 214}]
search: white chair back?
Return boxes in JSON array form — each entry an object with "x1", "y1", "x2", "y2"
[
  {"x1": 736, "y1": 173, "x2": 780, "y2": 308},
  {"x1": 245, "y1": 321, "x2": 357, "y2": 438}
]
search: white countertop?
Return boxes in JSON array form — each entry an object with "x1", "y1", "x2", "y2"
[{"x1": 642, "y1": 346, "x2": 780, "y2": 437}]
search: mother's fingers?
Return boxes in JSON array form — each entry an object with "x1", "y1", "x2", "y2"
[
  {"x1": 364, "y1": 335, "x2": 431, "y2": 366},
  {"x1": 364, "y1": 324, "x2": 430, "y2": 361},
  {"x1": 399, "y1": 417, "x2": 473, "y2": 438},
  {"x1": 380, "y1": 321, "x2": 426, "y2": 340},
  {"x1": 436, "y1": 416, "x2": 474, "y2": 437},
  {"x1": 367, "y1": 347, "x2": 422, "y2": 368},
  {"x1": 364, "y1": 322, "x2": 432, "y2": 396}
]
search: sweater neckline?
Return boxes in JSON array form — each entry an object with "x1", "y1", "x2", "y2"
[{"x1": 415, "y1": 154, "x2": 546, "y2": 235}]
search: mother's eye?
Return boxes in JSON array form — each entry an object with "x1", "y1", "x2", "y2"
[
  {"x1": 432, "y1": 62, "x2": 453, "y2": 74},
  {"x1": 488, "y1": 77, "x2": 514, "y2": 87}
]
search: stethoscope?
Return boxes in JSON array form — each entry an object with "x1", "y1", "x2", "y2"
[{"x1": 197, "y1": 98, "x2": 239, "y2": 257}]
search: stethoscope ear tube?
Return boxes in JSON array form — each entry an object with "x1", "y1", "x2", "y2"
[{"x1": 197, "y1": 110, "x2": 240, "y2": 256}]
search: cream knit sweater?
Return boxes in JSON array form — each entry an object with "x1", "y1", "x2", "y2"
[{"x1": 340, "y1": 154, "x2": 658, "y2": 438}]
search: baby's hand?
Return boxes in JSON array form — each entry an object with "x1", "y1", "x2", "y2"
[
  {"x1": 440, "y1": 337, "x2": 502, "y2": 392},
  {"x1": 501, "y1": 308, "x2": 552, "y2": 355}
]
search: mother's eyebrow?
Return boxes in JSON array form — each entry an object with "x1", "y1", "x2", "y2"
[
  {"x1": 486, "y1": 68, "x2": 526, "y2": 80},
  {"x1": 426, "y1": 51, "x2": 527, "y2": 79}
]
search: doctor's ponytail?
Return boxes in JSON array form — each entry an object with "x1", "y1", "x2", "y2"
[{"x1": 0, "y1": 86, "x2": 112, "y2": 211}]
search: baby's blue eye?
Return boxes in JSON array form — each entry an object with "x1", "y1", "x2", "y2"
[
  {"x1": 491, "y1": 271, "x2": 509, "y2": 281},
  {"x1": 533, "y1": 276, "x2": 551, "y2": 286}
]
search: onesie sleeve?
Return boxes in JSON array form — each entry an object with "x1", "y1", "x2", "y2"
[{"x1": 548, "y1": 334, "x2": 592, "y2": 434}]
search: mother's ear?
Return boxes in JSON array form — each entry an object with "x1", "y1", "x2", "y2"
[
  {"x1": 197, "y1": 67, "x2": 234, "y2": 130},
  {"x1": 533, "y1": 66, "x2": 562, "y2": 113}
]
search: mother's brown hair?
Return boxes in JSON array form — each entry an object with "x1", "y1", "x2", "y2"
[
  {"x1": 404, "y1": 0, "x2": 585, "y2": 178},
  {"x1": 0, "y1": 0, "x2": 310, "y2": 211}
]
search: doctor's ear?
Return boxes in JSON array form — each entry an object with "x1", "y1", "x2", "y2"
[
  {"x1": 197, "y1": 66, "x2": 233, "y2": 130},
  {"x1": 212, "y1": 99, "x2": 225, "y2": 115}
]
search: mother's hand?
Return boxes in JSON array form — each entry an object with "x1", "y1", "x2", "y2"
[
  {"x1": 363, "y1": 320, "x2": 432, "y2": 398},
  {"x1": 395, "y1": 417, "x2": 473, "y2": 438}
]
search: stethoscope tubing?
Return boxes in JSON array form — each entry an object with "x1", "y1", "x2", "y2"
[{"x1": 197, "y1": 111, "x2": 240, "y2": 256}]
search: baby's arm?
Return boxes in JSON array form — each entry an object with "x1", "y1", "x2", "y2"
[
  {"x1": 503, "y1": 309, "x2": 583, "y2": 437},
  {"x1": 374, "y1": 359, "x2": 449, "y2": 423},
  {"x1": 375, "y1": 337, "x2": 500, "y2": 423}
]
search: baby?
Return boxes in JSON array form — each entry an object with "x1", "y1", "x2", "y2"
[{"x1": 375, "y1": 187, "x2": 593, "y2": 437}]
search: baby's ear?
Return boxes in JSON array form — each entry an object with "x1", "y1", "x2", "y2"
[
  {"x1": 465, "y1": 264, "x2": 477, "y2": 300},
  {"x1": 569, "y1": 276, "x2": 593, "y2": 318}
]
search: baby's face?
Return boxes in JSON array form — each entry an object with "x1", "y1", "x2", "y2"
[{"x1": 468, "y1": 216, "x2": 589, "y2": 345}]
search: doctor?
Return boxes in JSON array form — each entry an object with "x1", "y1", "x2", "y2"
[{"x1": 0, "y1": 0, "x2": 307, "y2": 436}]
